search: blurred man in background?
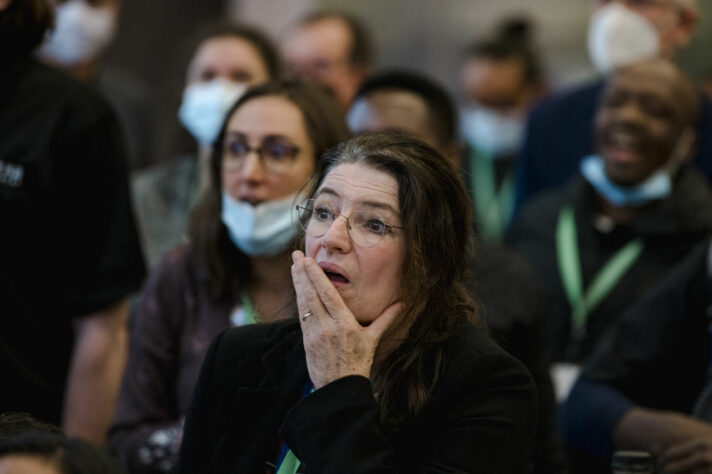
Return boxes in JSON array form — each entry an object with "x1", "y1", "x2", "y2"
[
  {"x1": 459, "y1": 17, "x2": 547, "y2": 240},
  {"x1": 283, "y1": 10, "x2": 373, "y2": 109}
]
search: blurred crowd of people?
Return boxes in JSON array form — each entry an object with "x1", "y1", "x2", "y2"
[{"x1": 2, "y1": 0, "x2": 712, "y2": 473}]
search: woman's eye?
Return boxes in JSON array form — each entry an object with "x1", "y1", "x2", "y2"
[
  {"x1": 228, "y1": 142, "x2": 249, "y2": 156},
  {"x1": 314, "y1": 207, "x2": 332, "y2": 221},
  {"x1": 263, "y1": 141, "x2": 298, "y2": 161},
  {"x1": 364, "y1": 218, "x2": 386, "y2": 234},
  {"x1": 264, "y1": 144, "x2": 291, "y2": 160}
]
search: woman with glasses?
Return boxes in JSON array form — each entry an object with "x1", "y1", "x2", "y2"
[
  {"x1": 177, "y1": 132, "x2": 537, "y2": 473},
  {"x1": 109, "y1": 81, "x2": 349, "y2": 474},
  {"x1": 132, "y1": 22, "x2": 282, "y2": 270}
]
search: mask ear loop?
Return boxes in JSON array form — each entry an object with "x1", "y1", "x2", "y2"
[{"x1": 664, "y1": 126, "x2": 696, "y2": 177}]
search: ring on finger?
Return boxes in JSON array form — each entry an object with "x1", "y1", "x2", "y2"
[{"x1": 301, "y1": 312, "x2": 313, "y2": 321}]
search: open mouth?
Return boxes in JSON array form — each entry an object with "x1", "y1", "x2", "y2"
[
  {"x1": 609, "y1": 130, "x2": 638, "y2": 151},
  {"x1": 603, "y1": 129, "x2": 645, "y2": 165},
  {"x1": 324, "y1": 271, "x2": 349, "y2": 284}
]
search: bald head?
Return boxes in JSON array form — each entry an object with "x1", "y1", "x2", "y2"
[
  {"x1": 594, "y1": 58, "x2": 698, "y2": 185},
  {"x1": 617, "y1": 58, "x2": 698, "y2": 123}
]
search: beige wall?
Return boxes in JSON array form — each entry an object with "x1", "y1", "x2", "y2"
[
  {"x1": 232, "y1": 0, "x2": 712, "y2": 98},
  {"x1": 232, "y1": 0, "x2": 595, "y2": 99}
]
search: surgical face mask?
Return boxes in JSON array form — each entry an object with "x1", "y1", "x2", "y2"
[
  {"x1": 221, "y1": 192, "x2": 299, "y2": 256},
  {"x1": 587, "y1": 2, "x2": 660, "y2": 74},
  {"x1": 580, "y1": 154, "x2": 671, "y2": 206},
  {"x1": 39, "y1": 0, "x2": 117, "y2": 66},
  {"x1": 461, "y1": 106, "x2": 524, "y2": 158},
  {"x1": 178, "y1": 79, "x2": 247, "y2": 147}
]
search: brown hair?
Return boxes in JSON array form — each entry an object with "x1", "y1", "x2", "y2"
[
  {"x1": 298, "y1": 131, "x2": 482, "y2": 426},
  {"x1": 187, "y1": 80, "x2": 350, "y2": 299},
  {"x1": 184, "y1": 21, "x2": 282, "y2": 81}
]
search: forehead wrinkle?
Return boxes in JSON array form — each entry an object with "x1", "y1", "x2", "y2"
[{"x1": 316, "y1": 172, "x2": 400, "y2": 217}]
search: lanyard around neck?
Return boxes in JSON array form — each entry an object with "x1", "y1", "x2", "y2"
[
  {"x1": 240, "y1": 289, "x2": 258, "y2": 325},
  {"x1": 470, "y1": 147, "x2": 514, "y2": 241},
  {"x1": 555, "y1": 205, "x2": 644, "y2": 339},
  {"x1": 275, "y1": 380, "x2": 314, "y2": 474}
]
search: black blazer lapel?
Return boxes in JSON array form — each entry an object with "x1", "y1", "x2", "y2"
[{"x1": 209, "y1": 322, "x2": 308, "y2": 473}]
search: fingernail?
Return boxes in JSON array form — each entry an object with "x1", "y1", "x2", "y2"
[{"x1": 292, "y1": 250, "x2": 303, "y2": 263}]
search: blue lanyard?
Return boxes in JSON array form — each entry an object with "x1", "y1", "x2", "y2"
[{"x1": 275, "y1": 379, "x2": 313, "y2": 474}]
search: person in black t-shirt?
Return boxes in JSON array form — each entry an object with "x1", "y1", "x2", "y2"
[{"x1": 0, "y1": 0, "x2": 145, "y2": 445}]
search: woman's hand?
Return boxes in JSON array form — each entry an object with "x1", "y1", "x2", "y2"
[{"x1": 291, "y1": 250, "x2": 402, "y2": 389}]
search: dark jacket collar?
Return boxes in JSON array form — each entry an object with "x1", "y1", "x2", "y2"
[
  {"x1": 571, "y1": 164, "x2": 712, "y2": 237},
  {"x1": 210, "y1": 321, "x2": 307, "y2": 472}
]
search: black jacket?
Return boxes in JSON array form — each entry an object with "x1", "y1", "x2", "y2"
[
  {"x1": 507, "y1": 165, "x2": 712, "y2": 363},
  {"x1": 560, "y1": 238, "x2": 712, "y2": 472},
  {"x1": 472, "y1": 244, "x2": 563, "y2": 474},
  {"x1": 176, "y1": 319, "x2": 537, "y2": 473}
]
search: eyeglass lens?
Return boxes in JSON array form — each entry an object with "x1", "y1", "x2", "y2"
[
  {"x1": 297, "y1": 199, "x2": 392, "y2": 248},
  {"x1": 223, "y1": 135, "x2": 300, "y2": 174}
]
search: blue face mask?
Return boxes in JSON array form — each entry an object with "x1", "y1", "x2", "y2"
[
  {"x1": 178, "y1": 79, "x2": 247, "y2": 146},
  {"x1": 221, "y1": 192, "x2": 300, "y2": 256},
  {"x1": 460, "y1": 106, "x2": 524, "y2": 158},
  {"x1": 580, "y1": 154, "x2": 672, "y2": 207}
]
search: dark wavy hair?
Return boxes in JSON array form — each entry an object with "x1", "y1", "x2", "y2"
[
  {"x1": 298, "y1": 131, "x2": 482, "y2": 426},
  {"x1": 187, "y1": 80, "x2": 350, "y2": 299}
]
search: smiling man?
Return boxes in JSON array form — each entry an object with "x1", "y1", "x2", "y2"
[
  {"x1": 507, "y1": 59, "x2": 712, "y2": 404},
  {"x1": 515, "y1": 0, "x2": 712, "y2": 210}
]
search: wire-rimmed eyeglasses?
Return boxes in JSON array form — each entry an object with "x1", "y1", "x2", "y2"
[{"x1": 296, "y1": 199, "x2": 404, "y2": 248}]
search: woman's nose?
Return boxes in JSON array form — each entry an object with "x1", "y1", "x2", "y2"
[
  {"x1": 239, "y1": 151, "x2": 266, "y2": 183},
  {"x1": 321, "y1": 215, "x2": 352, "y2": 253}
]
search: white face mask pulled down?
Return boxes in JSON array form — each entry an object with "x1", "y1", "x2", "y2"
[
  {"x1": 39, "y1": 0, "x2": 117, "y2": 66},
  {"x1": 460, "y1": 107, "x2": 524, "y2": 158},
  {"x1": 587, "y1": 2, "x2": 660, "y2": 74},
  {"x1": 178, "y1": 79, "x2": 247, "y2": 147},
  {"x1": 581, "y1": 128, "x2": 695, "y2": 206},
  {"x1": 221, "y1": 192, "x2": 301, "y2": 257}
]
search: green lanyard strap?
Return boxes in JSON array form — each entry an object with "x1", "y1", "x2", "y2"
[
  {"x1": 240, "y1": 289, "x2": 258, "y2": 325},
  {"x1": 275, "y1": 381, "x2": 314, "y2": 474},
  {"x1": 470, "y1": 147, "x2": 514, "y2": 241},
  {"x1": 555, "y1": 205, "x2": 644, "y2": 339},
  {"x1": 275, "y1": 450, "x2": 300, "y2": 474}
]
